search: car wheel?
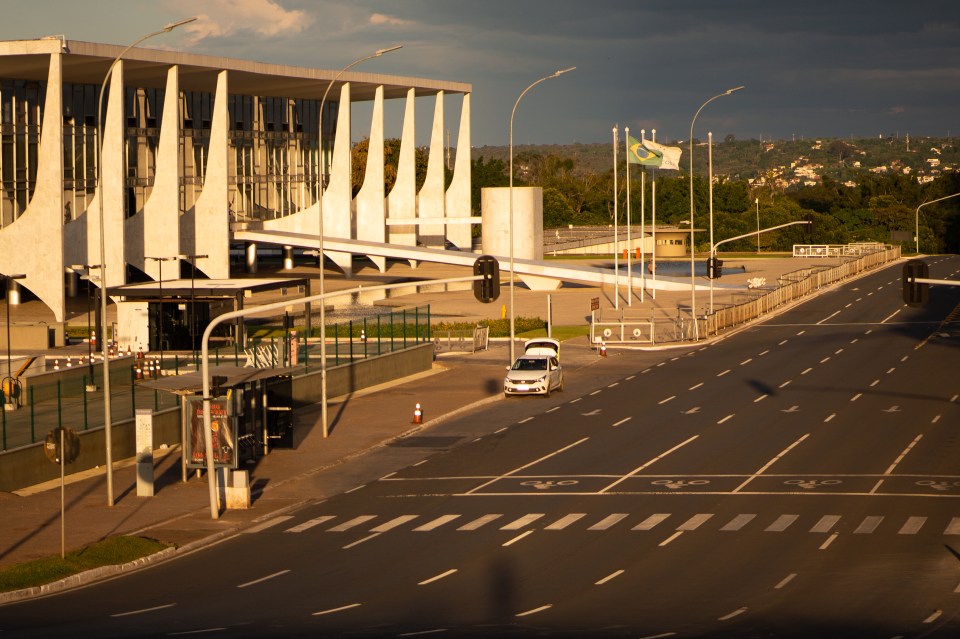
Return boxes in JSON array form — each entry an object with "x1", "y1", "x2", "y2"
[{"x1": 559, "y1": 375, "x2": 564, "y2": 392}]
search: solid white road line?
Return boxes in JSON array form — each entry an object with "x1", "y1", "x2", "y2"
[
  {"x1": 516, "y1": 604, "x2": 552, "y2": 617},
  {"x1": 774, "y1": 573, "x2": 797, "y2": 589},
  {"x1": 343, "y1": 533, "x2": 381, "y2": 549},
  {"x1": 465, "y1": 438, "x2": 589, "y2": 494},
  {"x1": 718, "y1": 607, "x2": 748, "y2": 621},
  {"x1": 733, "y1": 434, "x2": 809, "y2": 493},
  {"x1": 885, "y1": 435, "x2": 923, "y2": 475},
  {"x1": 237, "y1": 570, "x2": 290, "y2": 589},
  {"x1": 418, "y1": 569, "x2": 458, "y2": 586},
  {"x1": 599, "y1": 435, "x2": 699, "y2": 494},
  {"x1": 313, "y1": 603, "x2": 362, "y2": 616},
  {"x1": 817, "y1": 311, "x2": 841, "y2": 325},
  {"x1": 882, "y1": 309, "x2": 902, "y2": 323},
  {"x1": 595, "y1": 569, "x2": 625, "y2": 585}
]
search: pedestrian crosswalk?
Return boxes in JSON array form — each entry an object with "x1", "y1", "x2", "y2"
[{"x1": 279, "y1": 512, "x2": 960, "y2": 537}]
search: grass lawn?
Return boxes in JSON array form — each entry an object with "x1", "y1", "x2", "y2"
[{"x1": 0, "y1": 536, "x2": 170, "y2": 593}]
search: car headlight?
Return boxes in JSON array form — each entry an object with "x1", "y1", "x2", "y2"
[{"x1": 534, "y1": 376, "x2": 546, "y2": 383}]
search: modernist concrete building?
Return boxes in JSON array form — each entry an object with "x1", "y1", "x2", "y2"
[{"x1": 0, "y1": 37, "x2": 473, "y2": 325}]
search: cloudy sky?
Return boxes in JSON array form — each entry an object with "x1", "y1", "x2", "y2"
[{"x1": 2, "y1": 0, "x2": 959, "y2": 146}]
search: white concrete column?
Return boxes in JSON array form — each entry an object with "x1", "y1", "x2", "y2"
[
  {"x1": 446, "y1": 92, "x2": 472, "y2": 250},
  {"x1": 245, "y1": 242, "x2": 258, "y2": 274},
  {"x1": 418, "y1": 92, "x2": 446, "y2": 248},
  {"x1": 387, "y1": 88, "x2": 418, "y2": 262},
  {"x1": 190, "y1": 70, "x2": 230, "y2": 279},
  {"x1": 356, "y1": 86, "x2": 386, "y2": 272},
  {"x1": 322, "y1": 83, "x2": 354, "y2": 276},
  {"x1": 282, "y1": 245, "x2": 294, "y2": 270}
]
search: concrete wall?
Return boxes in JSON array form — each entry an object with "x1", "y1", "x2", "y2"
[{"x1": 0, "y1": 323, "x2": 65, "y2": 350}]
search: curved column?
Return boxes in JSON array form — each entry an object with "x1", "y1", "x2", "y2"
[
  {"x1": 189, "y1": 69, "x2": 230, "y2": 279},
  {"x1": 445, "y1": 92, "x2": 472, "y2": 250},
  {"x1": 418, "y1": 91, "x2": 445, "y2": 248},
  {"x1": 387, "y1": 88, "x2": 417, "y2": 265},
  {"x1": 355, "y1": 86, "x2": 386, "y2": 272},
  {"x1": 322, "y1": 82, "x2": 354, "y2": 276},
  {"x1": 129, "y1": 65, "x2": 181, "y2": 279},
  {"x1": 0, "y1": 51, "x2": 65, "y2": 320}
]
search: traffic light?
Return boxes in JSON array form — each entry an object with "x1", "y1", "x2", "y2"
[
  {"x1": 473, "y1": 255, "x2": 500, "y2": 303},
  {"x1": 707, "y1": 256, "x2": 723, "y2": 279},
  {"x1": 902, "y1": 259, "x2": 929, "y2": 306}
]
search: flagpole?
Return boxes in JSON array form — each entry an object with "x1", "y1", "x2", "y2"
[
  {"x1": 613, "y1": 126, "x2": 619, "y2": 310},
  {"x1": 651, "y1": 129, "x2": 657, "y2": 300},
  {"x1": 625, "y1": 127, "x2": 632, "y2": 306},
  {"x1": 639, "y1": 129, "x2": 645, "y2": 303}
]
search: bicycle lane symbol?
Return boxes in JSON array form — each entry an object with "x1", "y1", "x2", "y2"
[
  {"x1": 651, "y1": 479, "x2": 710, "y2": 491},
  {"x1": 520, "y1": 480, "x2": 579, "y2": 491},
  {"x1": 916, "y1": 480, "x2": 960, "y2": 492},
  {"x1": 785, "y1": 479, "x2": 843, "y2": 490}
]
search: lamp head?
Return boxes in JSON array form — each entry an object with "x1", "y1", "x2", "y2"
[
  {"x1": 375, "y1": 44, "x2": 403, "y2": 56},
  {"x1": 725, "y1": 85, "x2": 745, "y2": 95},
  {"x1": 163, "y1": 17, "x2": 197, "y2": 32}
]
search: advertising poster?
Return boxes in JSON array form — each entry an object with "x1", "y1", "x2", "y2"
[{"x1": 186, "y1": 397, "x2": 237, "y2": 469}]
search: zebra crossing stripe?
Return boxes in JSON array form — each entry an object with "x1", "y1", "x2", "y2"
[
  {"x1": 945, "y1": 517, "x2": 960, "y2": 535},
  {"x1": 633, "y1": 514, "x2": 670, "y2": 531},
  {"x1": 765, "y1": 514, "x2": 798, "y2": 532},
  {"x1": 458, "y1": 514, "x2": 503, "y2": 531},
  {"x1": 721, "y1": 514, "x2": 756, "y2": 531},
  {"x1": 413, "y1": 515, "x2": 462, "y2": 531},
  {"x1": 589, "y1": 514, "x2": 629, "y2": 530},
  {"x1": 810, "y1": 515, "x2": 841, "y2": 534},
  {"x1": 286, "y1": 516, "x2": 335, "y2": 533},
  {"x1": 328, "y1": 516, "x2": 377, "y2": 532},
  {"x1": 501, "y1": 514, "x2": 545, "y2": 530},
  {"x1": 370, "y1": 515, "x2": 419, "y2": 533},
  {"x1": 545, "y1": 513, "x2": 586, "y2": 530},
  {"x1": 898, "y1": 517, "x2": 925, "y2": 535},
  {"x1": 677, "y1": 514, "x2": 713, "y2": 531},
  {"x1": 854, "y1": 516, "x2": 883, "y2": 534}
]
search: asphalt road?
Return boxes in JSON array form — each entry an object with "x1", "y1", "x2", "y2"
[{"x1": 3, "y1": 258, "x2": 960, "y2": 638}]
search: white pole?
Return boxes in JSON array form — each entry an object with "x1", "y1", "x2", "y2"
[
  {"x1": 756, "y1": 197, "x2": 760, "y2": 253},
  {"x1": 640, "y1": 128, "x2": 646, "y2": 303},
  {"x1": 651, "y1": 129, "x2": 657, "y2": 300},
  {"x1": 612, "y1": 126, "x2": 619, "y2": 310},
  {"x1": 709, "y1": 131, "x2": 714, "y2": 315},
  {"x1": 625, "y1": 126, "x2": 631, "y2": 306}
]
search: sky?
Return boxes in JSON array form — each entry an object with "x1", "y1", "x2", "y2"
[{"x1": 2, "y1": 0, "x2": 959, "y2": 147}]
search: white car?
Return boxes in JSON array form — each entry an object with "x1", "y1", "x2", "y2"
[{"x1": 504, "y1": 338, "x2": 564, "y2": 397}]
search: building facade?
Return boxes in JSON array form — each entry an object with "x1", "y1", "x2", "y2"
[{"x1": 0, "y1": 38, "x2": 472, "y2": 322}]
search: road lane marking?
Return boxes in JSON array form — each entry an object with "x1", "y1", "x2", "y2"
[
  {"x1": 589, "y1": 514, "x2": 629, "y2": 530},
  {"x1": 168, "y1": 629, "x2": 226, "y2": 636},
  {"x1": 819, "y1": 533, "x2": 839, "y2": 550},
  {"x1": 733, "y1": 434, "x2": 809, "y2": 493},
  {"x1": 418, "y1": 569, "x2": 458, "y2": 586},
  {"x1": 626, "y1": 375, "x2": 636, "y2": 381},
  {"x1": 754, "y1": 394, "x2": 768, "y2": 403},
  {"x1": 924, "y1": 611, "x2": 943, "y2": 624},
  {"x1": 546, "y1": 514, "x2": 586, "y2": 530},
  {"x1": 371, "y1": 515, "x2": 419, "y2": 533},
  {"x1": 328, "y1": 516, "x2": 377, "y2": 532},
  {"x1": 112, "y1": 603, "x2": 177, "y2": 617},
  {"x1": 413, "y1": 459, "x2": 429, "y2": 466},
  {"x1": 516, "y1": 604, "x2": 552, "y2": 617},
  {"x1": 778, "y1": 340, "x2": 789, "y2": 346},
  {"x1": 816, "y1": 311, "x2": 840, "y2": 325},
  {"x1": 398, "y1": 629, "x2": 448, "y2": 637},
  {"x1": 613, "y1": 417, "x2": 632, "y2": 427},
  {"x1": 717, "y1": 369, "x2": 731, "y2": 377},
  {"x1": 642, "y1": 368, "x2": 652, "y2": 374},
  {"x1": 932, "y1": 415, "x2": 941, "y2": 424},
  {"x1": 882, "y1": 309, "x2": 902, "y2": 323},
  {"x1": 850, "y1": 393, "x2": 862, "y2": 402},
  {"x1": 502, "y1": 530, "x2": 535, "y2": 547},
  {"x1": 850, "y1": 338, "x2": 859, "y2": 344},
  {"x1": 570, "y1": 398, "x2": 582, "y2": 403},
  {"x1": 458, "y1": 514, "x2": 503, "y2": 531},
  {"x1": 766, "y1": 515, "x2": 798, "y2": 532},
  {"x1": 869, "y1": 480, "x2": 885, "y2": 494},
  {"x1": 634, "y1": 514, "x2": 670, "y2": 531},
  {"x1": 414, "y1": 515, "x2": 462, "y2": 531},
  {"x1": 885, "y1": 435, "x2": 923, "y2": 475},
  {"x1": 854, "y1": 516, "x2": 883, "y2": 534},
  {"x1": 677, "y1": 514, "x2": 713, "y2": 531},
  {"x1": 518, "y1": 417, "x2": 534, "y2": 424},
  {"x1": 898, "y1": 517, "x2": 926, "y2": 535},
  {"x1": 779, "y1": 380, "x2": 792, "y2": 388},
  {"x1": 834, "y1": 348, "x2": 844, "y2": 354},
  {"x1": 820, "y1": 357, "x2": 831, "y2": 364},
  {"x1": 659, "y1": 396, "x2": 676, "y2": 404},
  {"x1": 608, "y1": 382, "x2": 619, "y2": 388},
  {"x1": 465, "y1": 437, "x2": 589, "y2": 494},
  {"x1": 237, "y1": 570, "x2": 290, "y2": 589},
  {"x1": 590, "y1": 390, "x2": 602, "y2": 396},
  {"x1": 599, "y1": 435, "x2": 700, "y2": 494},
  {"x1": 810, "y1": 515, "x2": 841, "y2": 533},
  {"x1": 313, "y1": 603, "x2": 362, "y2": 616},
  {"x1": 721, "y1": 514, "x2": 756, "y2": 531},
  {"x1": 345, "y1": 485, "x2": 365, "y2": 494},
  {"x1": 495, "y1": 427, "x2": 508, "y2": 433},
  {"x1": 718, "y1": 607, "x2": 748, "y2": 621},
  {"x1": 502, "y1": 514, "x2": 545, "y2": 530},
  {"x1": 638, "y1": 634, "x2": 677, "y2": 639},
  {"x1": 546, "y1": 406, "x2": 560, "y2": 413},
  {"x1": 595, "y1": 569, "x2": 625, "y2": 585},
  {"x1": 824, "y1": 414, "x2": 836, "y2": 423},
  {"x1": 244, "y1": 515, "x2": 294, "y2": 534},
  {"x1": 775, "y1": 574, "x2": 797, "y2": 590},
  {"x1": 869, "y1": 379, "x2": 880, "y2": 387},
  {"x1": 759, "y1": 350, "x2": 770, "y2": 356},
  {"x1": 740, "y1": 358, "x2": 753, "y2": 365},
  {"x1": 797, "y1": 330, "x2": 806, "y2": 336},
  {"x1": 845, "y1": 303, "x2": 852, "y2": 308},
  {"x1": 380, "y1": 472, "x2": 397, "y2": 480},
  {"x1": 944, "y1": 518, "x2": 960, "y2": 535},
  {"x1": 801, "y1": 367, "x2": 813, "y2": 375},
  {"x1": 717, "y1": 414, "x2": 735, "y2": 424},
  {"x1": 901, "y1": 355, "x2": 909, "y2": 362},
  {"x1": 659, "y1": 531, "x2": 684, "y2": 546},
  {"x1": 286, "y1": 516, "x2": 335, "y2": 533},
  {"x1": 343, "y1": 533, "x2": 381, "y2": 549},
  {"x1": 689, "y1": 382, "x2": 704, "y2": 390}
]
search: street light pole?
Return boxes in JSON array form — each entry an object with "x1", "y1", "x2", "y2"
[
  {"x1": 146, "y1": 256, "x2": 180, "y2": 371},
  {"x1": 688, "y1": 86, "x2": 743, "y2": 339},
  {"x1": 756, "y1": 197, "x2": 760, "y2": 253},
  {"x1": 183, "y1": 254, "x2": 208, "y2": 367},
  {"x1": 509, "y1": 67, "x2": 575, "y2": 363},
  {"x1": 96, "y1": 17, "x2": 195, "y2": 506},
  {"x1": 915, "y1": 192, "x2": 960, "y2": 254},
  {"x1": 70, "y1": 264, "x2": 102, "y2": 389},
  {"x1": 315, "y1": 44, "x2": 402, "y2": 439}
]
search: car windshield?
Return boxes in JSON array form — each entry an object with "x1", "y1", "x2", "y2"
[{"x1": 511, "y1": 358, "x2": 547, "y2": 371}]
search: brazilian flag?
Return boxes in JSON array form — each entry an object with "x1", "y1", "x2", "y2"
[{"x1": 627, "y1": 135, "x2": 663, "y2": 166}]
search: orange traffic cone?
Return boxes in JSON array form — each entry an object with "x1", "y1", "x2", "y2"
[
  {"x1": 412, "y1": 402, "x2": 423, "y2": 424},
  {"x1": 600, "y1": 342, "x2": 607, "y2": 357},
  {"x1": 54, "y1": 359, "x2": 60, "y2": 370}
]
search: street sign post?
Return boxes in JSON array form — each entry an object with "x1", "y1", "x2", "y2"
[{"x1": 45, "y1": 427, "x2": 80, "y2": 558}]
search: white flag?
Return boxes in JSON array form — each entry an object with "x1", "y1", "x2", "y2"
[{"x1": 642, "y1": 138, "x2": 682, "y2": 171}]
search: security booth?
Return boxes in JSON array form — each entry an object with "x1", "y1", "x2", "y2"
[
  {"x1": 141, "y1": 366, "x2": 300, "y2": 473},
  {"x1": 107, "y1": 277, "x2": 311, "y2": 354}
]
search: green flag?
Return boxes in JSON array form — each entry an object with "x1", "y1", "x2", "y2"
[{"x1": 627, "y1": 135, "x2": 662, "y2": 166}]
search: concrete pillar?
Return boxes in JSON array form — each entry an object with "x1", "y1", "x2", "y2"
[
  {"x1": 66, "y1": 270, "x2": 79, "y2": 298},
  {"x1": 245, "y1": 242, "x2": 258, "y2": 274},
  {"x1": 7, "y1": 279, "x2": 20, "y2": 306},
  {"x1": 282, "y1": 245, "x2": 294, "y2": 270}
]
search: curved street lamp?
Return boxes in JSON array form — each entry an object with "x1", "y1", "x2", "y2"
[
  {"x1": 96, "y1": 17, "x2": 195, "y2": 506},
  {"x1": 509, "y1": 67, "x2": 575, "y2": 363},
  {"x1": 688, "y1": 86, "x2": 743, "y2": 339},
  {"x1": 915, "y1": 192, "x2": 960, "y2": 254},
  {"x1": 314, "y1": 44, "x2": 402, "y2": 439}
]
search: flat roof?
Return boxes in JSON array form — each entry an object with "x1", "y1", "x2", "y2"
[
  {"x1": 0, "y1": 38, "x2": 470, "y2": 101},
  {"x1": 108, "y1": 277, "x2": 309, "y2": 298},
  {"x1": 140, "y1": 365, "x2": 302, "y2": 395}
]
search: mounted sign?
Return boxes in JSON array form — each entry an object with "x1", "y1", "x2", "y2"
[
  {"x1": 591, "y1": 297, "x2": 600, "y2": 311},
  {"x1": 185, "y1": 396, "x2": 238, "y2": 469}
]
